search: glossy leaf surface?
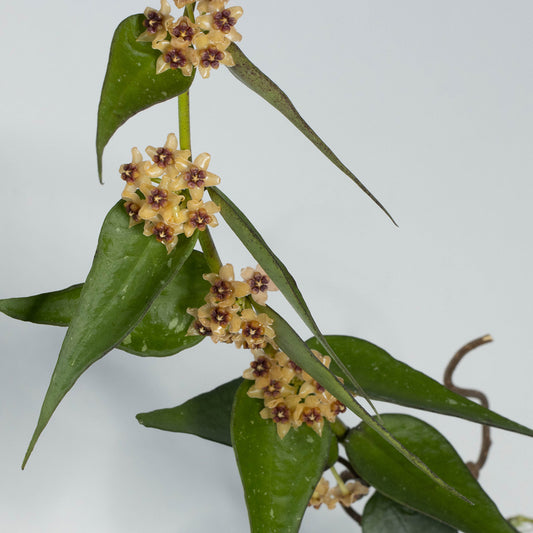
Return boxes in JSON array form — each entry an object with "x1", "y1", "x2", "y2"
[
  {"x1": 346, "y1": 414, "x2": 517, "y2": 533},
  {"x1": 232, "y1": 381, "x2": 332, "y2": 533},
  {"x1": 0, "y1": 251, "x2": 209, "y2": 357},
  {"x1": 22, "y1": 202, "x2": 197, "y2": 467},
  {"x1": 258, "y1": 305, "x2": 464, "y2": 499},
  {"x1": 362, "y1": 492, "x2": 457, "y2": 533},
  {"x1": 137, "y1": 378, "x2": 243, "y2": 445},
  {"x1": 208, "y1": 187, "x2": 373, "y2": 408},
  {"x1": 228, "y1": 43, "x2": 396, "y2": 225},
  {"x1": 97, "y1": 14, "x2": 194, "y2": 181},
  {"x1": 306, "y1": 335, "x2": 533, "y2": 437}
]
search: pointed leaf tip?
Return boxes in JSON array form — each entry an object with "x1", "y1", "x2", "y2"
[
  {"x1": 227, "y1": 43, "x2": 397, "y2": 226},
  {"x1": 23, "y1": 203, "x2": 197, "y2": 464}
]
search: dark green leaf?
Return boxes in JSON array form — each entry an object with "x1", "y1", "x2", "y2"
[
  {"x1": 137, "y1": 378, "x2": 243, "y2": 445},
  {"x1": 362, "y1": 492, "x2": 457, "y2": 533},
  {"x1": 258, "y1": 305, "x2": 465, "y2": 500},
  {"x1": 0, "y1": 251, "x2": 209, "y2": 357},
  {"x1": 96, "y1": 14, "x2": 194, "y2": 181},
  {"x1": 22, "y1": 202, "x2": 197, "y2": 468},
  {"x1": 346, "y1": 414, "x2": 517, "y2": 533},
  {"x1": 306, "y1": 335, "x2": 533, "y2": 438},
  {"x1": 0, "y1": 284, "x2": 82, "y2": 326},
  {"x1": 227, "y1": 43, "x2": 396, "y2": 225},
  {"x1": 231, "y1": 381, "x2": 332, "y2": 533},
  {"x1": 208, "y1": 186, "x2": 376, "y2": 412}
]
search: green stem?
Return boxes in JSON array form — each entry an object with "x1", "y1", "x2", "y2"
[
  {"x1": 178, "y1": 90, "x2": 223, "y2": 272},
  {"x1": 330, "y1": 466, "x2": 349, "y2": 496}
]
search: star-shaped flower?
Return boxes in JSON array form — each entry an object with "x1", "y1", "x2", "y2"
[
  {"x1": 240, "y1": 264, "x2": 278, "y2": 305},
  {"x1": 203, "y1": 263, "x2": 250, "y2": 306},
  {"x1": 192, "y1": 33, "x2": 234, "y2": 78},
  {"x1": 137, "y1": 0, "x2": 173, "y2": 43},
  {"x1": 174, "y1": 152, "x2": 221, "y2": 201},
  {"x1": 154, "y1": 38, "x2": 195, "y2": 77},
  {"x1": 197, "y1": 6, "x2": 243, "y2": 43}
]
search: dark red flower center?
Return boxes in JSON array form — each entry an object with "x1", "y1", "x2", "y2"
[
  {"x1": 153, "y1": 222, "x2": 174, "y2": 243},
  {"x1": 121, "y1": 163, "x2": 139, "y2": 183},
  {"x1": 302, "y1": 407, "x2": 322, "y2": 425},
  {"x1": 184, "y1": 166, "x2": 206, "y2": 188},
  {"x1": 189, "y1": 208, "x2": 212, "y2": 230},
  {"x1": 148, "y1": 188, "x2": 168, "y2": 209},
  {"x1": 200, "y1": 48, "x2": 225, "y2": 69},
  {"x1": 213, "y1": 9, "x2": 236, "y2": 33},
  {"x1": 243, "y1": 320, "x2": 264, "y2": 339},
  {"x1": 264, "y1": 380, "x2": 282, "y2": 398},
  {"x1": 143, "y1": 10, "x2": 163, "y2": 33},
  {"x1": 124, "y1": 201, "x2": 140, "y2": 222},
  {"x1": 210, "y1": 306, "x2": 231, "y2": 327},
  {"x1": 153, "y1": 147, "x2": 174, "y2": 168},
  {"x1": 210, "y1": 279, "x2": 233, "y2": 301},
  {"x1": 248, "y1": 272, "x2": 269, "y2": 294},
  {"x1": 171, "y1": 20, "x2": 195, "y2": 41},
  {"x1": 250, "y1": 356, "x2": 271, "y2": 377},
  {"x1": 164, "y1": 49, "x2": 187, "y2": 69},
  {"x1": 272, "y1": 404, "x2": 289, "y2": 423}
]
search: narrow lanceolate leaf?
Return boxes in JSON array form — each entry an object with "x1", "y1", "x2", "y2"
[
  {"x1": 22, "y1": 202, "x2": 197, "y2": 468},
  {"x1": 231, "y1": 381, "x2": 332, "y2": 533},
  {"x1": 306, "y1": 336, "x2": 533, "y2": 438},
  {"x1": 346, "y1": 414, "x2": 517, "y2": 533},
  {"x1": 208, "y1": 186, "x2": 377, "y2": 413},
  {"x1": 96, "y1": 14, "x2": 194, "y2": 181},
  {"x1": 0, "y1": 251, "x2": 209, "y2": 358},
  {"x1": 137, "y1": 378, "x2": 243, "y2": 446},
  {"x1": 227, "y1": 43, "x2": 396, "y2": 225},
  {"x1": 362, "y1": 492, "x2": 457, "y2": 533},
  {"x1": 258, "y1": 305, "x2": 467, "y2": 501}
]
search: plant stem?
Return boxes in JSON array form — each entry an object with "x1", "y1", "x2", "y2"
[
  {"x1": 330, "y1": 466, "x2": 349, "y2": 496},
  {"x1": 178, "y1": 90, "x2": 222, "y2": 272}
]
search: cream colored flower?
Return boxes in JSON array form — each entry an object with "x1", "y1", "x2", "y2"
[
  {"x1": 241, "y1": 264, "x2": 278, "y2": 305},
  {"x1": 137, "y1": 183, "x2": 185, "y2": 223},
  {"x1": 179, "y1": 199, "x2": 220, "y2": 237},
  {"x1": 154, "y1": 38, "x2": 195, "y2": 77},
  {"x1": 192, "y1": 33, "x2": 234, "y2": 78},
  {"x1": 144, "y1": 221, "x2": 180, "y2": 253},
  {"x1": 145, "y1": 133, "x2": 187, "y2": 177},
  {"x1": 203, "y1": 264, "x2": 250, "y2": 306},
  {"x1": 174, "y1": 152, "x2": 221, "y2": 201},
  {"x1": 233, "y1": 308, "x2": 276, "y2": 350},
  {"x1": 330, "y1": 481, "x2": 369, "y2": 508},
  {"x1": 168, "y1": 16, "x2": 199, "y2": 44},
  {"x1": 137, "y1": 0, "x2": 173, "y2": 43},
  {"x1": 123, "y1": 196, "x2": 143, "y2": 227},
  {"x1": 197, "y1": 6, "x2": 243, "y2": 43},
  {"x1": 260, "y1": 403, "x2": 291, "y2": 439},
  {"x1": 196, "y1": 0, "x2": 227, "y2": 14},
  {"x1": 197, "y1": 302, "x2": 241, "y2": 335}
]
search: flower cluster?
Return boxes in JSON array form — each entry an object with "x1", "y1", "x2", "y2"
[
  {"x1": 308, "y1": 477, "x2": 369, "y2": 510},
  {"x1": 186, "y1": 263, "x2": 279, "y2": 345},
  {"x1": 120, "y1": 133, "x2": 221, "y2": 252},
  {"x1": 139, "y1": 0, "x2": 243, "y2": 78},
  {"x1": 244, "y1": 349, "x2": 348, "y2": 439}
]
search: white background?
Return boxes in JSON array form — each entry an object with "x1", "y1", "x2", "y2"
[{"x1": 1, "y1": 1, "x2": 532, "y2": 531}]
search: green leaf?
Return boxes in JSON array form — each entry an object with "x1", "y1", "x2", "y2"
[
  {"x1": 346, "y1": 414, "x2": 517, "y2": 533},
  {"x1": 362, "y1": 492, "x2": 457, "y2": 533},
  {"x1": 22, "y1": 202, "x2": 197, "y2": 468},
  {"x1": 137, "y1": 378, "x2": 243, "y2": 445},
  {"x1": 306, "y1": 335, "x2": 533, "y2": 438},
  {"x1": 96, "y1": 14, "x2": 194, "y2": 181},
  {"x1": 227, "y1": 43, "x2": 396, "y2": 225},
  {"x1": 207, "y1": 186, "x2": 377, "y2": 413},
  {"x1": 231, "y1": 381, "x2": 332, "y2": 533},
  {"x1": 0, "y1": 251, "x2": 209, "y2": 357},
  {"x1": 258, "y1": 304, "x2": 466, "y2": 501},
  {"x1": 0, "y1": 284, "x2": 82, "y2": 326}
]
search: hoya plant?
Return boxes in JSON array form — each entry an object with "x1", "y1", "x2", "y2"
[{"x1": 1, "y1": 1, "x2": 532, "y2": 531}]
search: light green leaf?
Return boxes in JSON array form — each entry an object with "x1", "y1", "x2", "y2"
[
  {"x1": 227, "y1": 43, "x2": 396, "y2": 225},
  {"x1": 306, "y1": 335, "x2": 533, "y2": 437},
  {"x1": 232, "y1": 381, "x2": 332, "y2": 533},
  {"x1": 22, "y1": 202, "x2": 197, "y2": 468},
  {"x1": 0, "y1": 251, "x2": 209, "y2": 358},
  {"x1": 137, "y1": 378, "x2": 243, "y2": 445},
  {"x1": 346, "y1": 414, "x2": 517, "y2": 533},
  {"x1": 97, "y1": 14, "x2": 194, "y2": 181}
]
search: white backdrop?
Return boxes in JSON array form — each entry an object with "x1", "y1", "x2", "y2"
[{"x1": 1, "y1": 1, "x2": 532, "y2": 531}]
